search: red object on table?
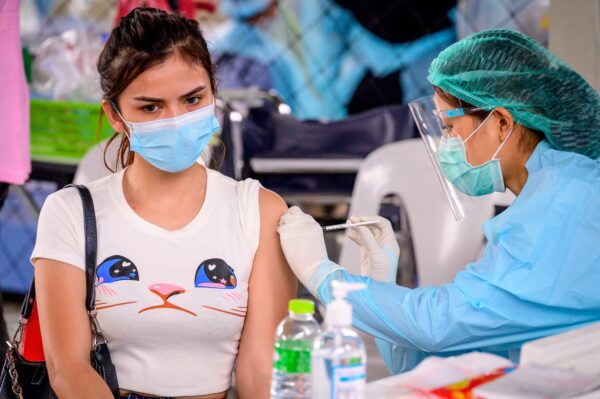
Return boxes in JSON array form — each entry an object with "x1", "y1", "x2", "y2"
[{"x1": 429, "y1": 367, "x2": 515, "y2": 399}]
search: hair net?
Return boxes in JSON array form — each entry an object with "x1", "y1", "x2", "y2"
[
  {"x1": 220, "y1": 0, "x2": 273, "y2": 20},
  {"x1": 428, "y1": 29, "x2": 600, "y2": 159}
]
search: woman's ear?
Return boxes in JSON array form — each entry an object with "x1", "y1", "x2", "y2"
[
  {"x1": 101, "y1": 99, "x2": 126, "y2": 133},
  {"x1": 494, "y1": 107, "x2": 515, "y2": 142}
]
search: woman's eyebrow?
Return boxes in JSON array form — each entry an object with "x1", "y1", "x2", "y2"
[
  {"x1": 133, "y1": 95, "x2": 164, "y2": 103},
  {"x1": 179, "y1": 85, "x2": 206, "y2": 99},
  {"x1": 132, "y1": 86, "x2": 206, "y2": 102}
]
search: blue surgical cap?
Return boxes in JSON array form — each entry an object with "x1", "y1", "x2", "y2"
[{"x1": 429, "y1": 29, "x2": 600, "y2": 159}]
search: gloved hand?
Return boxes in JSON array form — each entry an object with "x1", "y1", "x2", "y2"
[
  {"x1": 278, "y1": 206, "x2": 342, "y2": 295},
  {"x1": 347, "y1": 215, "x2": 400, "y2": 283}
]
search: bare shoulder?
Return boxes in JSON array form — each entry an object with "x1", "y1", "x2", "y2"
[{"x1": 258, "y1": 187, "x2": 288, "y2": 225}]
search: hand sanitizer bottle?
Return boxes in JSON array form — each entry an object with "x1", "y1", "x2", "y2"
[{"x1": 311, "y1": 281, "x2": 367, "y2": 399}]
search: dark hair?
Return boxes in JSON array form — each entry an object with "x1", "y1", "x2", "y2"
[
  {"x1": 97, "y1": 7, "x2": 218, "y2": 171},
  {"x1": 433, "y1": 86, "x2": 543, "y2": 150}
]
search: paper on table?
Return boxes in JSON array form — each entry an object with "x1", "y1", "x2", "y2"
[
  {"x1": 365, "y1": 352, "x2": 513, "y2": 398},
  {"x1": 472, "y1": 365, "x2": 600, "y2": 399}
]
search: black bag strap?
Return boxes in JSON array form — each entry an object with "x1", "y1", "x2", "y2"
[
  {"x1": 65, "y1": 184, "x2": 98, "y2": 311},
  {"x1": 21, "y1": 184, "x2": 97, "y2": 317},
  {"x1": 20, "y1": 279, "x2": 36, "y2": 319}
]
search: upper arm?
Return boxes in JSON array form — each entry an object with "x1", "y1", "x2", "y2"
[
  {"x1": 30, "y1": 190, "x2": 92, "y2": 380},
  {"x1": 236, "y1": 188, "x2": 297, "y2": 392},
  {"x1": 251, "y1": 188, "x2": 298, "y2": 310}
]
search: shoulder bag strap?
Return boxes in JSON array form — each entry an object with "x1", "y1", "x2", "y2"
[{"x1": 64, "y1": 184, "x2": 97, "y2": 311}]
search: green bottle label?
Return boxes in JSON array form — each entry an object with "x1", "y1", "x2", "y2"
[
  {"x1": 344, "y1": 357, "x2": 363, "y2": 366},
  {"x1": 273, "y1": 340, "x2": 312, "y2": 373}
]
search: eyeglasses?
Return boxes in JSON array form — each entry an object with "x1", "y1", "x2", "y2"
[
  {"x1": 432, "y1": 106, "x2": 494, "y2": 137},
  {"x1": 433, "y1": 106, "x2": 492, "y2": 119}
]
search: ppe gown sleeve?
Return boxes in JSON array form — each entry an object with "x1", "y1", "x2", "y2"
[{"x1": 317, "y1": 260, "x2": 597, "y2": 372}]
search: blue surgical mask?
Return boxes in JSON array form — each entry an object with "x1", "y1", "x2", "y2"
[
  {"x1": 117, "y1": 100, "x2": 220, "y2": 173},
  {"x1": 438, "y1": 112, "x2": 513, "y2": 197}
]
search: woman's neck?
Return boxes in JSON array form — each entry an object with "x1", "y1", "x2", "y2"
[
  {"x1": 504, "y1": 164, "x2": 529, "y2": 196},
  {"x1": 503, "y1": 140, "x2": 539, "y2": 196},
  {"x1": 123, "y1": 155, "x2": 206, "y2": 206}
]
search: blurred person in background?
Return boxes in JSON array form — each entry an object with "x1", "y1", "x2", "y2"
[
  {"x1": 268, "y1": 0, "x2": 457, "y2": 120},
  {"x1": 207, "y1": 0, "x2": 455, "y2": 120},
  {"x1": 329, "y1": 0, "x2": 457, "y2": 114},
  {"x1": 209, "y1": 0, "x2": 318, "y2": 119},
  {"x1": 0, "y1": 0, "x2": 32, "y2": 365}
]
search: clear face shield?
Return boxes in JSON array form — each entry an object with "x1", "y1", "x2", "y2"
[{"x1": 408, "y1": 95, "x2": 494, "y2": 221}]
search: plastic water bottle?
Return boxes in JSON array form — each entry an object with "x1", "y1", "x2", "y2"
[
  {"x1": 311, "y1": 281, "x2": 367, "y2": 399},
  {"x1": 270, "y1": 299, "x2": 321, "y2": 399}
]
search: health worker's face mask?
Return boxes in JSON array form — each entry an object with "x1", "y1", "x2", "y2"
[
  {"x1": 117, "y1": 100, "x2": 220, "y2": 173},
  {"x1": 437, "y1": 111, "x2": 513, "y2": 197}
]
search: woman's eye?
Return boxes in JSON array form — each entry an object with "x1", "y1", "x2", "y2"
[
  {"x1": 142, "y1": 104, "x2": 160, "y2": 113},
  {"x1": 185, "y1": 96, "x2": 201, "y2": 105}
]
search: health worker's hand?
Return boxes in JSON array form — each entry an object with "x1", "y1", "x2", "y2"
[
  {"x1": 347, "y1": 216, "x2": 400, "y2": 283},
  {"x1": 277, "y1": 206, "x2": 340, "y2": 294}
]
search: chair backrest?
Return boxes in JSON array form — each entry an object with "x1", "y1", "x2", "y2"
[
  {"x1": 338, "y1": 139, "x2": 494, "y2": 286},
  {"x1": 73, "y1": 139, "x2": 119, "y2": 185}
]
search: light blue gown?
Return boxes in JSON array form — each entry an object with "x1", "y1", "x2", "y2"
[
  {"x1": 209, "y1": 20, "x2": 318, "y2": 119},
  {"x1": 316, "y1": 141, "x2": 600, "y2": 373}
]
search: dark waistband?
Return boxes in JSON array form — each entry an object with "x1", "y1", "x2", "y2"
[{"x1": 121, "y1": 395, "x2": 173, "y2": 399}]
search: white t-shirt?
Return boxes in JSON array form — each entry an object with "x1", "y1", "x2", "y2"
[{"x1": 31, "y1": 167, "x2": 261, "y2": 397}]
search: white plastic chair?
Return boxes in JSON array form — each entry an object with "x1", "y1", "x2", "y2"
[
  {"x1": 338, "y1": 139, "x2": 495, "y2": 286},
  {"x1": 73, "y1": 138, "x2": 120, "y2": 184}
]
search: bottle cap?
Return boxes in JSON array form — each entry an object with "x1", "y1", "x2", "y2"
[{"x1": 289, "y1": 299, "x2": 315, "y2": 315}]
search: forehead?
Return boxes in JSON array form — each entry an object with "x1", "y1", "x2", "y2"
[
  {"x1": 122, "y1": 54, "x2": 210, "y2": 97},
  {"x1": 433, "y1": 92, "x2": 454, "y2": 111}
]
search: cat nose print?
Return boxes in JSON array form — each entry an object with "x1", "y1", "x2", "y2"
[
  {"x1": 140, "y1": 283, "x2": 196, "y2": 317},
  {"x1": 149, "y1": 283, "x2": 186, "y2": 299}
]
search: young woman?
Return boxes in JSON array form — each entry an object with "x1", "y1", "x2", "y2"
[{"x1": 31, "y1": 8, "x2": 296, "y2": 399}]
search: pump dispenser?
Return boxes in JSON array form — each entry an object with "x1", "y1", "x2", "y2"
[
  {"x1": 326, "y1": 281, "x2": 365, "y2": 327},
  {"x1": 311, "y1": 281, "x2": 367, "y2": 399}
]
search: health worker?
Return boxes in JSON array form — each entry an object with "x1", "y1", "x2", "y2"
[{"x1": 277, "y1": 29, "x2": 600, "y2": 373}]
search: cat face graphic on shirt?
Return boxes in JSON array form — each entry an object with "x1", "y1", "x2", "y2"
[
  {"x1": 96, "y1": 256, "x2": 140, "y2": 284},
  {"x1": 195, "y1": 258, "x2": 237, "y2": 289},
  {"x1": 94, "y1": 255, "x2": 245, "y2": 318}
]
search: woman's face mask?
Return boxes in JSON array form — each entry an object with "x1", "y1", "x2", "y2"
[
  {"x1": 437, "y1": 111, "x2": 513, "y2": 196},
  {"x1": 117, "y1": 100, "x2": 220, "y2": 173}
]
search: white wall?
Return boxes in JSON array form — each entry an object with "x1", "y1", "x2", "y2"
[{"x1": 549, "y1": 0, "x2": 600, "y2": 92}]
